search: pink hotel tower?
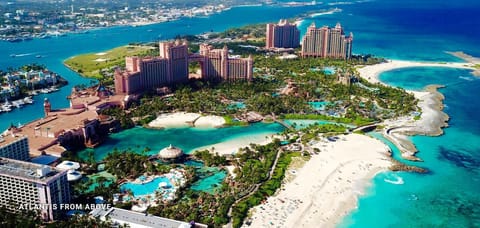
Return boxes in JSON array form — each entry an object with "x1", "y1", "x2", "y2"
[
  {"x1": 301, "y1": 22, "x2": 353, "y2": 59},
  {"x1": 265, "y1": 19, "x2": 300, "y2": 49},
  {"x1": 115, "y1": 40, "x2": 253, "y2": 95}
]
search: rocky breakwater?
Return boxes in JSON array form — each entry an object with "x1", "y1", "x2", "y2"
[{"x1": 383, "y1": 85, "x2": 449, "y2": 161}]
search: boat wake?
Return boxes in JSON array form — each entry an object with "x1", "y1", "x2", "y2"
[
  {"x1": 383, "y1": 173, "x2": 404, "y2": 185},
  {"x1": 10, "y1": 52, "x2": 37, "y2": 57},
  {"x1": 310, "y1": 8, "x2": 342, "y2": 18},
  {"x1": 458, "y1": 76, "x2": 474, "y2": 81}
]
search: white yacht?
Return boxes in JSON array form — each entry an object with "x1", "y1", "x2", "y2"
[{"x1": 24, "y1": 97, "x2": 34, "y2": 104}]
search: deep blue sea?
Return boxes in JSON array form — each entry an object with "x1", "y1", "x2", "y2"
[{"x1": 1, "y1": 0, "x2": 479, "y2": 227}]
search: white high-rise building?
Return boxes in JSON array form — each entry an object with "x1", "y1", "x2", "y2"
[
  {"x1": 0, "y1": 157, "x2": 71, "y2": 221},
  {"x1": 0, "y1": 135, "x2": 30, "y2": 161}
]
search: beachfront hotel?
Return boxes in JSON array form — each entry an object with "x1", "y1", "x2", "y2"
[
  {"x1": 114, "y1": 40, "x2": 189, "y2": 95},
  {"x1": 301, "y1": 22, "x2": 353, "y2": 59},
  {"x1": 0, "y1": 133, "x2": 30, "y2": 161},
  {"x1": 265, "y1": 19, "x2": 300, "y2": 49},
  {"x1": 91, "y1": 207, "x2": 208, "y2": 228},
  {"x1": 0, "y1": 157, "x2": 71, "y2": 221},
  {"x1": 114, "y1": 41, "x2": 253, "y2": 95},
  {"x1": 197, "y1": 44, "x2": 253, "y2": 81}
]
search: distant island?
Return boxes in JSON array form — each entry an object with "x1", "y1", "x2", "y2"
[{"x1": 0, "y1": 0, "x2": 262, "y2": 42}]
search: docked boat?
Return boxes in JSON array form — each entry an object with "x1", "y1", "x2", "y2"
[
  {"x1": 40, "y1": 88, "x2": 50, "y2": 94},
  {"x1": 24, "y1": 97, "x2": 34, "y2": 104},
  {"x1": 12, "y1": 101, "x2": 23, "y2": 108}
]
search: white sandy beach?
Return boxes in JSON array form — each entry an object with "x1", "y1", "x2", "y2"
[
  {"x1": 148, "y1": 112, "x2": 200, "y2": 128},
  {"x1": 148, "y1": 112, "x2": 226, "y2": 129},
  {"x1": 192, "y1": 133, "x2": 273, "y2": 155},
  {"x1": 245, "y1": 134, "x2": 391, "y2": 227},
  {"x1": 357, "y1": 59, "x2": 474, "y2": 85},
  {"x1": 194, "y1": 115, "x2": 226, "y2": 128}
]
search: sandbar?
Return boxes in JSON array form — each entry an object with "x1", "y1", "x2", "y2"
[
  {"x1": 148, "y1": 112, "x2": 226, "y2": 129},
  {"x1": 194, "y1": 115, "x2": 226, "y2": 128}
]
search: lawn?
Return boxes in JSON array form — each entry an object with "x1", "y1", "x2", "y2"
[{"x1": 64, "y1": 45, "x2": 155, "y2": 79}]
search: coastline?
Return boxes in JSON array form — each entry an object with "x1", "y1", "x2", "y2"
[
  {"x1": 245, "y1": 134, "x2": 392, "y2": 227},
  {"x1": 191, "y1": 133, "x2": 273, "y2": 155},
  {"x1": 356, "y1": 57, "x2": 478, "y2": 161}
]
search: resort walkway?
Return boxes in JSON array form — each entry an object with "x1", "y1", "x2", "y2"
[
  {"x1": 225, "y1": 148, "x2": 284, "y2": 227},
  {"x1": 271, "y1": 114, "x2": 294, "y2": 130}
]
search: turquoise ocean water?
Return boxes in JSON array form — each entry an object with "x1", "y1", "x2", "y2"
[
  {"x1": 78, "y1": 123, "x2": 284, "y2": 161},
  {"x1": 1, "y1": 0, "x2": 480, "y2": 226}
]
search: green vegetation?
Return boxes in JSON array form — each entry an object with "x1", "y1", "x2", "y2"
[
  {"x1": 223, "y1": 115, "x2": 249, "y2": 126},
  {"x1": 64, "y1": 45, "x2": 155, "y2": 81},
  {"x1": 282, "y1": 113, "x2": 374, "y2": 126},
  {"x1": 299, "y1": 124, "x2": 347, "y2": 143},
  {"x1": 58, "y1": 22, "x2": 422, "y2": 227},
  {"x1": 194, "y1": 150, "x2": 228, "y2": 166},
  {"x1": 104, "y1": 149, "x2": 149, "y2": 179},
  {"x1": 145, "y1": 140, "x2": 301, "y2": 227},
  {"x1": 0, "y1": 205, "x2": 41, "y2": 228},
  {"x1": 231, "y1": 152, "x2": 301, "y2": 227},
  {"x1": 100, "y1": 107, "x2": 135, "y2": 129},
  {"x1": 212, "y1": 23, "x2": 266, "y2": 40}
]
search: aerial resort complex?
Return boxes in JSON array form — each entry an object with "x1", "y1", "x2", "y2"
[{"x1": 1, "y1": 1, "x2": 480, "y2": 228}]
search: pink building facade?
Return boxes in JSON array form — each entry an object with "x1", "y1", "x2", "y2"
[
  {"x1": 115, "y1": 41, "x2": 253, "y2": 95},
  {"x1": 198, "y1": 44, "x2": 253, "y2": 81},
  {"x1": 266, "y1": 19, "x2": 300, "y2": 49},
  {"x1": 301, "y1": 22, "x2": 353, "y2": 59},
  {"x1": 115, "y1": 40, "x2": 189, "y2": 95}
]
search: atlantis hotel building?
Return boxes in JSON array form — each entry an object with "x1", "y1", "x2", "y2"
[
  {"x1": 301, "y1": 22, "x2": 353, "y2": 59},
  {"x1": 114, "y1": 40, "x2": 253, "y2": 95},
  {"x1": 265, "y1": 19, "x2": 300, "y2": 49}
]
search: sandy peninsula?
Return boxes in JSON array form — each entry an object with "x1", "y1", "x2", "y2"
[
  {"x1": 245, "y1": 134, "x2": 391, "y2": 227},
  {"x1": 355, "y1": 58, "x2": 476, "y2": 160},
  {"x1": 148, "y1": 112, "x2": 225, "y2": 128}
]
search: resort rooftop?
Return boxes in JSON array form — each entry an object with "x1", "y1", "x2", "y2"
[
  {"x1": 0, "y1": 133, "x2": 27, "y2": 148},
  {"x1": 0, "y1": 157, "x2": 64, "y2": 184},
  {"x1": 91, "y1": 207, "x2": 208, "y2": 228},
  {"x1": 19, "y1": 109, "x2": 98, "y2": 156}
]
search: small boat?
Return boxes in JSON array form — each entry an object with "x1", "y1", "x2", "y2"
[
  {"x1": 11, "y1": 101, "x2": 23, "y2": 108},
  {"x1": 2, "y1": 98, "x2": 12, "y2": 111},
  {"x1": 40, "y1": 88, "x2": 50, "y2": 94},
  {"x1": 10, "y1": 54, "x2": 16, "y2": 58},
  {"x1": 36, "y1": 55, "x2": 42, "y2": 58},
  {"x1": 24, "y1": 97, "x2": 34, "y2": 104},
  {"x1": 8, "y1": 38, "x2": 22, "y2": 42}
]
